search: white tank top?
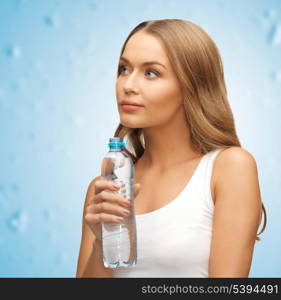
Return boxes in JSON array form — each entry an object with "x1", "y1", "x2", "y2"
[{"x1": 112, "y1": 148, "x2": 223, "y2": 278}]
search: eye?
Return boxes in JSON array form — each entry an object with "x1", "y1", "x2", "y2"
[
  {"x1": 145, "y1": 70, "x2": 159, "y2": 78},
  {"x1": 118, "y1": 64, "x2": 129, "y2": 74}
]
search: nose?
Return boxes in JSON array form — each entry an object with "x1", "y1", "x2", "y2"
[{"x1": 123, "y1": 72, "x2": 139, "y2": 94}]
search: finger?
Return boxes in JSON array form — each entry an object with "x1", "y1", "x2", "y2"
[
  {"x1": 87, "y1": 180, "x2": 120, "y2": 204},
  {"x1": 85, "y1": 212, "x2": 124, "y2": 225},
  {"x1": 94, "y1": 190, "x2": 130, "y2": 207},
  {"x1": 94, "y1": 179, "x2": 120, "y2": 195},
  {"x1": 86, "y1": 202, "x2": 131, "y2": 217}
]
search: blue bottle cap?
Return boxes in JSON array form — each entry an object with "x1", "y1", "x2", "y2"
[{"x1": 108, "y1": 137, "x2": 126, "y2": 149}]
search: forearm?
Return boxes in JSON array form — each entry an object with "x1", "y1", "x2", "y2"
[{"x1": 78, "y1": 239, "x2": 113, "y2": 278}]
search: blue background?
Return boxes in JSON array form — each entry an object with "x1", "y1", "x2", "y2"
[{"x1": 0, "y1": 0, "x2": 280, "y2": 277}]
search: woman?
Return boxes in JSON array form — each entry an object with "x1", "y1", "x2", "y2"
[{"x1": 76, "y1": 19, "x2": 266, "y2": 277}]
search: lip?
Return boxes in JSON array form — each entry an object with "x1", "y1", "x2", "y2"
[
  {"x1": 120, "y1": 100, "x2": 144, "y2": 107},
  {"x1": 121, "y1": 104, "x2": 144, "y2": 112}
]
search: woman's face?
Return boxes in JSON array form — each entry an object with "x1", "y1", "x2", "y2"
[{"x1": 115, "y1": 31, "x2": 184, "y2": 129}]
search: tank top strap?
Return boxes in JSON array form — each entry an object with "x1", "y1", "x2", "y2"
[{"x1": 200, "y1": 148, "x2": 224, "y2": 212}]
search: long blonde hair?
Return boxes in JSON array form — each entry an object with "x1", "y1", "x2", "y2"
[{"x1": 113, "y1": 19, "x2": 266, "y2": 240}]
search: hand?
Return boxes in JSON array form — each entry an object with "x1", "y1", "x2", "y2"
[{"x1": 85, "y1": 179, "x2": 141, "y2": 240}]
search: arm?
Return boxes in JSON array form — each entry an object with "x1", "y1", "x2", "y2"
[
  {"x1": 76, "y1": 177, "x2": 113, "y2": 278},
  {"x1": 208, "y1": 147, "x2": 262, "y2": 277}
]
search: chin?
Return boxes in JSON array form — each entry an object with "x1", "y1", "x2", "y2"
[
  {"x1": 120, "y1": 122, "x2": 139, "y2": 129},
  {"x1": 119, "y1": 118, "x2": 142, "y2": 129}
]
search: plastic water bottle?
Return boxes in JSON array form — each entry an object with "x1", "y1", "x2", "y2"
[{"x1": 100, "y1": 137, "x2": 137, "y2": 268}]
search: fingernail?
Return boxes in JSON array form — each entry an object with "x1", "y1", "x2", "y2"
[
  {"x1": 115, "y1": 216, "x2": 124, "y2": 223},
  {"x1": 122, "y1": 209, "x2": 130, "y2": 216},
  {"x1": 123, "y1": 201, "x2": 130, "y2": 207},
  {"x1": 113, "y1": 183, "x2": 120, "y2": 189}
]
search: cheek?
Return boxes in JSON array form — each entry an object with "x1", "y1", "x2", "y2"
[{"x1": 144, "y1": 80, "x2": 182, "y2": 108}]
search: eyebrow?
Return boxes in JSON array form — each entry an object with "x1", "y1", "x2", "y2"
[{"x1": 119, "y1": 56, "x2": 167, "y2": 70}]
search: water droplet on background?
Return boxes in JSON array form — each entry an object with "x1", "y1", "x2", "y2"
[
  {"x1": 10, "y1": 183, "x2": 20, "y2": 193},
  {"x1": 249, "y1": 15, "x2": 265, "y2": 30},
  {"x1": 44, "y1": 15, "x2": 60, "y2": 27},
  {"x1": 10, "y1": 78, "x2": 25, "y2": 93},
  {"x1": 42, "y1": 208, "x2": 53, "y2": 221},
  {"x1": 6, "y1": 210, "x2": 28, "y2": 232},
  {"x1": 268, "y1": 23, "x2": 281, "y2": 45},
  {"x1": 27, "y1": 131, "x2": 36, "y2": 141},
  {"x1": 89, "y1": 1, "x2": 97, "y2": 10},
  {"x1": 5, "y1": 45, "x2": 21, "y2": 58},
  {"x1": 274, "y1": 70, "x2": 281, "y2": 82},
  {"x1": 263, "y1": 9, "x2": 277, "y2": 19}
]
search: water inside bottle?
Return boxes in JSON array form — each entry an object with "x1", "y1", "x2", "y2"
[
  {"x1": 101, "y1": 149, "x2": 137, "y2": 268},
  {"x1": 102, "y1": 215, "x2": 137, "y2": 268}
]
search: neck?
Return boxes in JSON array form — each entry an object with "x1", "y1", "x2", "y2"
[{"x1": 137, "y1": 112, "x2": 201, "y2": 172}]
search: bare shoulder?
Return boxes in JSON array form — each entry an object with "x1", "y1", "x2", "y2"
[
  {"x1": 214, "y1": 146, "x2": 257, "y2": 177},
  {"x1": 213, "y1": 147, "x2": 259, "y2": 201},
  {"x1": 216, "y1": 146, "x2": 256, "y2": 167}
]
